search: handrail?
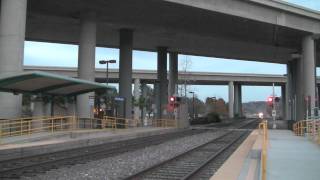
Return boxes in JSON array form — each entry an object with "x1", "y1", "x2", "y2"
[
  {"x1": 0, "y1": 116, "x2": 177, "y2": 144},
  {"x1": 259, "y1": 120, "x2": 268, "y2": 180},
  {"x1": 293, "y1": 119, "x2": 320, "y2": 143},
  {"x1": 103, "y1": 116, "x2": 177, "y2": 129}
]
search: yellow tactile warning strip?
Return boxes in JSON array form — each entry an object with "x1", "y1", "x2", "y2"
[{"x1": 210, "y1": 130, "x2": 260, "y2": 180}]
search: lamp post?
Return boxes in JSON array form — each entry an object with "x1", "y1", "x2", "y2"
[
  {"x1": 99, "y1": 59, "x2": 117, "y2": 85},
  {"x1": 189, "y1": 91, "x2": 195, "y2": 120},
  {"x1": 99, "y1": 59, "x2": 117, "y2": 115}
]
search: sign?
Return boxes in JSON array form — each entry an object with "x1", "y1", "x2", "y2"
[
  {"x1": 272, "y1": 110, "x2": 276, "y2": 117},
  {"x1": 115, "y1": 97, "x2": 125, "y2": 101},
  {"x1": 89, "y1": 99, "x2": 94, "y2": 106}
]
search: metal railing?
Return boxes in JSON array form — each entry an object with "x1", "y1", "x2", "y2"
[
  {"x1": 103, "y1": 116, "x2": 176, "y2": 129},
  {"x1": 293, "y1": 120, "x2": 320, "y2": 143},
  {"x1": 259, "y1": 120, "x2": 268, "y2": 180},
  {"x1": 0, "y1": 116, "x2": 77, "y2": 138},
  {"x1": 0, "y1": 116, "x2": 177, "y2": 144}
]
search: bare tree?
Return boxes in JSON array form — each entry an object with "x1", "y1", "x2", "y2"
[{"x1": 178, "y1": 55, "x2": 192, "y2": 97}]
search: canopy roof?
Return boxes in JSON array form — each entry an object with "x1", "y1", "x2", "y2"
[{"x1": 0, "y1": 71, "x2": 114, "y2": 96}]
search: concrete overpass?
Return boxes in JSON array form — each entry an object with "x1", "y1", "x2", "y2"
[
  {"x1": 23, "y1": 66, "x2": 287, "y2": 86},
  {"x1": 24, "y1": 65, "x2": 291, "y2": 118},
  {"x1": 1, "y1": 0, "x2": 320, "y2": 120}
]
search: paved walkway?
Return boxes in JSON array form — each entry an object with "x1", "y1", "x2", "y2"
[{"x1": 267, "y1": 130, "x2": 320, "y2": 180}]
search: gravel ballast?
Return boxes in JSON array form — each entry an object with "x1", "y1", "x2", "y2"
[{"x1": 22, "y1": 130, "x2": 228, "y2": 180}]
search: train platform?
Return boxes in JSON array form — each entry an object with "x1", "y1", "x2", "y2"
[
  {"x1": 211, "y1": 129, "x2": 320, "y2": 180},
  {"x1": 0, "y1": 127, "x2": 178, "y2": 161},
  {"x1": 266, "y1": 130, "x2": 320, "y2": 180}
]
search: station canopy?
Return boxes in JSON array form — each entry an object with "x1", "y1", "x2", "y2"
[{"x1": 0, "y1": 71, "x2": 114, "y2": 96}]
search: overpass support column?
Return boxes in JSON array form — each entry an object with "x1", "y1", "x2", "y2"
[
  {"x1": 234, "y1": 83, "x2": 242, "y2": 118},
  {"x1": 286, "y1": 62, "x2": 293, "y2": 120},
  {"x1": 141, "y1": 84, "x2": 148, "y2": 122},
  {"x1": 156, "y1": 47, "x2": 168, "y2": 119},
  {"x1": 281, "y1": 85, "x2": 286, "y2": 120},
  {"x1": 32, "y1": 96, "x2": 45, "y2": 128},
  {"x1": 169, "y1": 52, "x2": 178, "y2": 96},
  {"x1": 0, "y1": 0, "x2": 27, "y2": 118},
  {"x1": 295, "y1": 56, "x2": 304, "y2": 120},
  {"x1": 302, "y1": 35, "x2": 316, "y2": 118},
  {"x1": 119, "y1": 29, "x2": 133, "y2": 119},
  {"x1": 76, "y1": 12, "x2": 96, "y2": 119},
  {"x1": 133, "y1": 79, "x2": 141, "y2": 121},
  {"x1": 228, "y1": 81, "x2": 234, "y2": 119}
]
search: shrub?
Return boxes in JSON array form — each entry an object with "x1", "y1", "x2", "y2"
[
  {"x1": 207, "y1": 112, "x2": 221, "y2": 123},
  {"x1": 190, "y1": 112, "x2": 221, "y2": 125}
]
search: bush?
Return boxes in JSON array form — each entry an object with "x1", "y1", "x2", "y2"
[
  {"x1": 207, "y1": 112, "x2": 221, "y2": 123},
  {"x1": 190, "y1": 112, "x2": 221, "y2": 125}
]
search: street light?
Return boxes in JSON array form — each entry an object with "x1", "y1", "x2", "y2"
[
  {"x1": 99, "y1": 59, "x2": 117, "y2": 85},
  {"x1": 189, "y1": 91, "x2": 195, "y2": 120},
  {"x1": 99, "y1": 59, "x2": 116, "y2": 115}
]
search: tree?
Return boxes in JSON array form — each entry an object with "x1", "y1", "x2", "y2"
[
  {"x1": 205, "y1": 97, "x2": 228, "y2": 116},
  {"x1": 178, "y1": 55, "x2": 192, "y2": 97},
  {"x1": 186, "y1": 96, "x2": 206, "y2": 117}
]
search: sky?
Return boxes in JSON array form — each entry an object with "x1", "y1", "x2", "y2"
[{"x1": 23, "y1": 0, "x2": 320, "y2": 102}]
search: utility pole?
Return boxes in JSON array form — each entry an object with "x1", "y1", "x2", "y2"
[
  {"x1": 272, "y1": 83, "x2": 277, "y2": 129},
  {"x1": 189, "y1": 91, "x2": 195, "y2": 120}
]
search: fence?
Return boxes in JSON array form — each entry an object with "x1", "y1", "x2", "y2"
[
  {"x1": 293, "y1": 120, "x2": 320, "y2": 143},
  {"x1": 103, "y1": 116, "x2": 176, "y2": 129},
  {"x1": 0, "y1": 116, "x2": 77, "y2": 138},
  {"x1": 0, "y1": 116, "x2": 177, "y2": 142}
]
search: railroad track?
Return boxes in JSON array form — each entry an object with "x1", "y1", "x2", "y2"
[
  {"x1": 0, "y1": 119, "x2": 258, "y2": 179},
  {"x1": 211, "y1": 119, "x2": 259, "y2": 129},
  {"x1": 124, "y1": 130, "x2": 251, "y2": 180},
  {"x1": 0, "y1": 129, "x2": 207, "y2": 179}
]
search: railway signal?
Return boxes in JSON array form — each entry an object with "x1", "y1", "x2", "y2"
[
  {"x1": 267, "y1": 96, "x2": 280, "y2": 108},
  {"x1": 168, "y1": 96, "x2": 182, "y2": 112}
]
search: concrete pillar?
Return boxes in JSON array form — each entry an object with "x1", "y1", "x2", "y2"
[
  {"x1": 133, "y1": 78, "x2": 141, "y2": 121},
  {"x1": 32, "y1": 96, "x2": 45, "y2": 129},
  {"x1": 281, "y1": 85, "x2": 286, "y2": 120},
  {"x1": 169, "y1": 52, "x2": 178, "y2": 96},
  {"x1": 119, "y1": 29, "x2": 133, "y2": 119},
  {"x1": 296, "y1": 57, "x2": 304, "y2": 120},
  {"x1": 318, "y1": 85, "x2": 320, "y2": 109},
  {"x1": 141, "y1": 84, "x2": 148, "y2": 121},
  {"x1": 154, "y1": 82, "x2": 160, "y2": 117},
  {"x1": 76, "y1": 12, "x2": 96, "y2": 119},
  {"x1": 33, "y1": 96, "x2": 45, "y2": 117},
  {"x1": 228, "y1": 81, "x2": 234, "y2": 119},
  {"x1": 234, "y1": 83, "x2": 242, "y2": 117},
  {"x1": 156, "y1": 47, "x2": 168, "y2": 119},
  {"x1": 286, "y1": 62, "x2": 293, "y2": 120},
  {"x1": 0, "y1": 0, "x2": 27, "y2": 118},
  {"x1": 302, "y1": 35, "x2": 316, "y2": 118}
]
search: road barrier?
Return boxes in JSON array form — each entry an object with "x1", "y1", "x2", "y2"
[
  {"x1": 0, "y1": 116, "x2": 176, "y2": 144},
  {"x1": 259, "y1": 120, "x2": 268, "y2": 180}
]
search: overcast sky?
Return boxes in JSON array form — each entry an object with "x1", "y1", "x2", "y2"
[{"x1": 23, "y1": 0, "x2": 320, "y2": 102}]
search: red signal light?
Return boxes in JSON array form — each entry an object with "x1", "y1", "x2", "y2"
[
  {"x1": 267, "y1": 97, "x2": 273, "y2": 102},
  {"x1": 169, "y1": 96, "x2": 175, "y2": 102}
]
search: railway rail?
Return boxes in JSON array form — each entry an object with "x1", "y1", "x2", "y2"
[
  {"x1": 124, "y1": 121, "x2": 257, "y2": 180},
  {"x1": 0, "y1": 129, "x2": 207, "y2": 179},
  {"x1": 0, "y1": 119, "x2": 258, "y2": 179}
]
